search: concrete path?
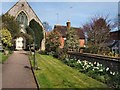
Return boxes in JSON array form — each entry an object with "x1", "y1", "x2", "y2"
[{"x1": 2, "y1": 51, "x2": 37, "y2": 88}]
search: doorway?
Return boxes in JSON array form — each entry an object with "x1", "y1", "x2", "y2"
[{"x1": 16, "y1": 37, "x2": 26, "y2": 50}]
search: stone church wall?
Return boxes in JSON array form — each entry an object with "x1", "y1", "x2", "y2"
[{"x1": 7, "y1": 0, "x2": 45, "y2": 50}]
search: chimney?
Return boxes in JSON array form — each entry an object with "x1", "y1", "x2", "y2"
[{"x1": 66, "y1": 20, "x2": 71, "y2": 30}]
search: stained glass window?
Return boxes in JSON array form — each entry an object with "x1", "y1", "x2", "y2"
[{"x1": 16, "y1": 11, "x2": 28, "y2": 27}]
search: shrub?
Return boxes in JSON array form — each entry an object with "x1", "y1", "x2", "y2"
[
  {"x1": 56, "y1": 48, "x2": 68, "y2": 60},
  {"x1": 39, "y1": 50, "x2": 46, "y2": 55},
  {"x1": 66, "y1": 59, "x2": 77, "y2": 67},
  {"x1": 47, "y1": 51, "x2": 55, "y2": 56},
  {"x1": 64, "y1": 28, "x2": 80, "y2": 52},
  {"x1": 45, "y1": 30, "x2": 61, "y2": 54},
  {"x1": 0, "y1": 28, "x2": 12, "y2": 50},
  {"x1": 83, "y1": 46, "x2": 98, "y2": 54}
]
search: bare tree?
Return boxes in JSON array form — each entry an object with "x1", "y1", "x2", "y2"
[{"x1": 83, "y1": 16, "x2": 111, "y2": 54}]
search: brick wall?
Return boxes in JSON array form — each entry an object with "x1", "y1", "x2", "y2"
[
  {"x1": 79, "y1": 39, "x2": 85, "y2": 47},
  {"x1": 59, "y1": 38, "x2": 85, "y2": 48},
  {"x1": 59, "y1": 37, "x2": 64, "y2": 48}
]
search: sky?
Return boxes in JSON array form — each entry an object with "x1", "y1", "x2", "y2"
[{"x1": 0, "y1": 0, "x2": 119, "y2": 29}]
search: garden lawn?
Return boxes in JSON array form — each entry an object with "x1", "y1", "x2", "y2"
[
  {"x1": 0, "y1": 52, "x2": 10, "y2": 63},
  {"x1": 33, "y1": 54, "x2": 107, "y2": 88}
]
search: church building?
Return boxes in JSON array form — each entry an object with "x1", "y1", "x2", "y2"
[{"x1": 6, "y1": 0, "x2": 45, "y2": 50}]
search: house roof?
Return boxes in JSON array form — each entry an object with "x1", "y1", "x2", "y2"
[{"x1": 53, "y1": 25, "x2": 85, "y2": 39}]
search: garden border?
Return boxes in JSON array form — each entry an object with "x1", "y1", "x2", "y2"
[{"x1": 68, "y1": 52, "x2": 120, "y2": 72}]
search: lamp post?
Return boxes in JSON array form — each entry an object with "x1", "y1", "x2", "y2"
[{"x1": 33, "y1": 31, "x2": 36, "y2": 69}]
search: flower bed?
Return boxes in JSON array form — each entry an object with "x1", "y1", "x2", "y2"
[{"x1": 64, "y1": 58, "x2": 120, "y2": 88}]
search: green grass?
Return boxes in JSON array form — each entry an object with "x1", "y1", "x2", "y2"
[
  {"x1": 0, "y1": 52, "x2": 10, "y2": 63},
  {"x1": 32, "y1": 53, "x2": 107, "y2": 88}
]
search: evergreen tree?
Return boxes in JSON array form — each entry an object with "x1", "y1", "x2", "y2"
[
  {"x1": 64, "y1": 28, "x2": 80, "y2": 52},
  {"x1": 29, "y1": 19, "x2": 44, "y2": 50}
]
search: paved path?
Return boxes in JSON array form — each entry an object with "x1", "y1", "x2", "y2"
[{"x1": 2, "y1": 51, "x2": 37, "y2": 88}]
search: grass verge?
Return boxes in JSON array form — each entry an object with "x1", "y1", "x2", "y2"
[
  {"x1": 0, "y1": 52, "x2": 11, "y2": 64},
  {"x1": 30, "y1": 53, "x2": 107, "y2": 88}
]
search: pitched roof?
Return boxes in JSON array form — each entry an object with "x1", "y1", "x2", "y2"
[
  {"x1": 53, "y1": 25, "x2": 85, "y2": 39},
  {"x1": 6, "y1": 0, "x2": 43, "y2": 27}
]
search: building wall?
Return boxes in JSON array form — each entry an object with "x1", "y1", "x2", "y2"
[
  {"x1": 110, "y1": 31, "x2": 119, "y2": 40},
  {"x1": 59, "y1": 37, "x2": 64, "y2": 48},
  {"x1": 79, "y1": 39, "x2": 85, "y2": 47},
  {"x1": 59, "y1": 37, "x2": 85, "y2": 48}
]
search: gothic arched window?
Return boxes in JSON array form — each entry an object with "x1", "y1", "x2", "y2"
[{"x1": 16, "y1": 11, "x2": 28, "y2": 26}]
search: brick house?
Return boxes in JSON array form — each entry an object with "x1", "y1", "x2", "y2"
[{"x1": 53, "y1": 21, "x2": 85, "y2": 49}]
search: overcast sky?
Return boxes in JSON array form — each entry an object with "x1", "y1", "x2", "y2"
[{"x1": 0, "y1": 0, "x2": 118, "y2": 29}]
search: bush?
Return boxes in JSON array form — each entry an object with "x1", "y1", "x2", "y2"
[
  {"x1": 47, "y1": 51, "x2": 55, "y2": 56},
  {"x1": 56, "y1": 48, "x2": 68, "y2": 60},
  {"x1": 45, "y1": 30, "x2": 61, "y2": 54},
  {"x1": 83, "y1": 47, "x2": 90, "y2": 53},
  {"x1": 39, "y1": 50, "x2": 46, "y2": 55},
  {"x1": 65, "y1": 59, "x2": 77, "y2": 67},
  {"x1": 0, "y1": 28, "x2": 12, "y2": 50},
  {"x1": 108, "y1": 72, "x2": 120, "y2": 88},
  {"x1": 83, "y1": 46, "x2": 98, "y2": 54},
  {"x1": 8, "y1": 50, "x2": 13, "y2": 54}
]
